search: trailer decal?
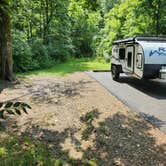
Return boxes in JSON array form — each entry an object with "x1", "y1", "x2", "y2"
[{"x1": 149, "y1": 47, "x2": 166, "y2": 57}]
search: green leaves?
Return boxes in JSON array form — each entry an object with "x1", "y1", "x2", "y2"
[
  {"x1": 9, "y1": 0, "x2": 166, "y2": 73},
  {"x1": 1, "y1": 0, "x2": 10, "y2": 4},
  {"x1": 0, "y1": 0, "x2": 12, "y2": 15},
  {"x1": 0, "y1": 103, "x2": 3, "y2": 108},
  {"x1": 6, "y1": 110, "x2": 15, "y2": 115},
  {"x1": 5, "y1": 102, "x2": 13, "y2": 108},
  {"x1": 15, "y1": 109, "x2": 21, "y2": 115},
  {"x1": 0, "y1": 101, "x2": 31, "y2": 119},
  {"x1": 0, "y1": 110, "x2": 5, "y2": 119},
  {"x1": 21, "y1": 103, "x2": 31, "y2": 109},
  {"x1": 13, "y1": 102, "x2": 21, "y2": 107},
  {"x1": 21, "y1": 107, "x2": 28, "y2": 114}
]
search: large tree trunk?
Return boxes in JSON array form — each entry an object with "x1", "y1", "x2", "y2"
[{"x1": 0, "y1": 8, "x2": 15, "y2": 81}]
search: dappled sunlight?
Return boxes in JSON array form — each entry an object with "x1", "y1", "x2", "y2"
[
  {"x1": 0, "y1": 0, "x2": 166, "y2": 164},
  {"x1": 58, "y1": 110, "x2": 166, "y2": 165},
  {"x1": 1, "y1": 110, "x2": 165, "y2": 165},
  {"x1": 0, "y1": 72, "x2": 166, "y2": 165}
]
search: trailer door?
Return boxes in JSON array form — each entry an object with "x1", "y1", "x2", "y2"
[{"x1": 125, "y1": 46, "x2": 134, "y2": 73}]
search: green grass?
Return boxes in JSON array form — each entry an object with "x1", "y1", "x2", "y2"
[
  {"x1": 18, "y1": 58, "x2": 110, "y2": 76},
  {"x1": 0, "y1": 136, "x2": 66, "y2": 166},
  {"x1": 0, "y1": 135, "x2": 94, "y2": 166}
]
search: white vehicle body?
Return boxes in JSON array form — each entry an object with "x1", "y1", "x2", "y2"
[{"x1": 111, "y1": 36, "x2": 166, "y2": 80}]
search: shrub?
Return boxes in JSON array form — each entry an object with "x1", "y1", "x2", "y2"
[
  {"x1": 12, "y1": 31, "x2": 39, "y2": 72},
  {"x1": 47, "y1": 43, "x2": 68, "y2": 63},
  {"x1": 31, "y1": 38, "x2": 54, "y2": 69}
]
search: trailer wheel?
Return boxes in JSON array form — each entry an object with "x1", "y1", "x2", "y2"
[{"x1": 111, "y1": 65, "x2": 119, "y2": 80}]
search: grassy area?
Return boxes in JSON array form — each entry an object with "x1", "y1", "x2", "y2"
[
  {"x1": 0, "y1": 135, "x2": 95, "y2": 166},
  {"x1": 0, "y1": 136, "x2": 67, "y2": 166},
  {"x1": 18, "y1": 58, "x2": 110, "y2": 76}
]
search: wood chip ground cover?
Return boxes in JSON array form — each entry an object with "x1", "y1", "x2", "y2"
[{"x1": 0, "y1": 73, "x2": 166, "y2": 166}]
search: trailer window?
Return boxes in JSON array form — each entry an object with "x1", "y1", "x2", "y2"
[
  {"x1": 127, "y1": 52, "x2": 132, "y2": 67},
  {"x1": 119, "y1": 48, "x2": 125, "y2": 60},
  {"x1": 136, "y1": 53, "x2": 143, "y2": 69}
]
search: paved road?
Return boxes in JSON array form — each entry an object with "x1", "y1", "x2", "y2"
[{"x1": 87, "y1": 72, "x2": 166, "y2": 133}]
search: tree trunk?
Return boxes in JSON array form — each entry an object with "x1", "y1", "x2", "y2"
[
  {"x1": 43, "y1": 0, "x2": 49, "y2": 44},
  {"x1": 156, "y1": 0, "x2": 160, "y2": 36},
  {"x1": 0, "y1": 9, "x2": 15, "y2": 81}
]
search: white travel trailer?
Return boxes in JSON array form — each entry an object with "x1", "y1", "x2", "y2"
[{"x1": 111, "y1": 36, "x2": 166, "y2": 80}]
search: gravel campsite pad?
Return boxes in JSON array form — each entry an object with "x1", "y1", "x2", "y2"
[{"x1": 0, "y1": 72, "x2": 166, "y2": 165}]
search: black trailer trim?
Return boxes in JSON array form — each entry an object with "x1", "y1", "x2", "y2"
[
  {"x1": 113, "y1": 36, "x2": 166, "y2": 45},
  {"x1": 113, "y1": 37, "x2": 135, "y2": 44},
  {"x1": 143, "y1": 64, "x2": 166, "y2": 79}
]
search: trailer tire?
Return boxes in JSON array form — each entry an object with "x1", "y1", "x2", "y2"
[{"x1": 111, "y1": 65, "x2": 119, "y2": 80}]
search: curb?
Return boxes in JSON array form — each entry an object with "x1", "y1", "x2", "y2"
[{"x1": 93, "y1": 70, "x2": 111, "y2": 72}]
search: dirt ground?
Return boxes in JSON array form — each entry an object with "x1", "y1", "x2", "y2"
[{"x1": 0, "y1": 72, "x2": 166, "y2": 165}]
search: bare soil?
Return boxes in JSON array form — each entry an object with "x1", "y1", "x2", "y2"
[{"x1": 0, "y1": 72, "x2": 166, "y2": 165}]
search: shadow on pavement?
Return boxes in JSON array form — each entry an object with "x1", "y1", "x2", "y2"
[
  {"x1": 118, "y1": 76, "x2": 166, "y2": 100},
  {"x1": 139, "y1": 112, "x2": 166, "y2": 128}
]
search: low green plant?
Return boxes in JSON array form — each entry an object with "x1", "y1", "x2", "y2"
[
  {"x1": 31, "y1": 38, "x2": 54, "y2": 69},
  {"x1": 0, "y1": 101, "x2": 31, "y2": 119},
  {"x1": 81, "y1": 109, "x2": 99, "y2": 140},
  {"x1": 12, "y1": 31, "x2": 39, "y2": 72}
]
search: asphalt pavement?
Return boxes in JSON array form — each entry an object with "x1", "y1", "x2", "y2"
[{"x1": 87, "y1": 71, "x2": 166, "y2": 134}]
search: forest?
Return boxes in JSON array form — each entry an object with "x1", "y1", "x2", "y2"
[
  {"x1": 0, "y1": 0, "x2": 166, "y2": 80},
  {"x1": 1, "y1": 1, "x2": 166, "y2": 165}
]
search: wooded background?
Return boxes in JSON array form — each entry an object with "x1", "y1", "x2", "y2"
[{"x1": 0, "y1": 0, "x2": 166, "y2": 80}]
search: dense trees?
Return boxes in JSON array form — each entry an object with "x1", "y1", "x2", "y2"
[
  {"x1": 95, "y1": 0, "x2": 166, "y2": 58},
  {"x1": 0, "y1": 0, "x2": 166, "y2": 80},
  {"x1": 12, "y1": 0, "x2": 72, "y2": 72},
  {"x1": 141, "y1": 0, "x2": 166, "y2": 35}
]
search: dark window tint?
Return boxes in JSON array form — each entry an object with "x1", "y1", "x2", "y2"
[
  {"x1": 119, "y1": 48, "x2": 125, "y2": 60},
  {"x1": 127, "y1": 52, "x2": 132, "y2": 67}
]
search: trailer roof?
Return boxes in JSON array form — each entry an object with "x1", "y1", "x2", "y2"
[{"x1": 113, "y1": 36, "x2": 166, "y2": 44}]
